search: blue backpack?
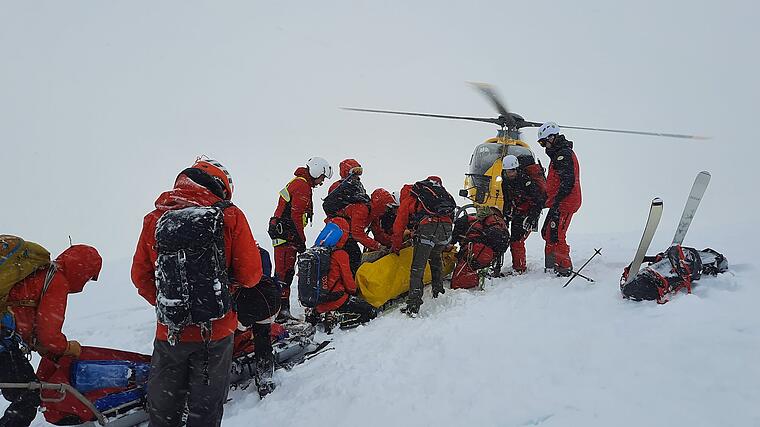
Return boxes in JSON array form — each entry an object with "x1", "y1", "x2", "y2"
[{"x1": 297, "y1": 223, "x2": 345, "y2": 308}]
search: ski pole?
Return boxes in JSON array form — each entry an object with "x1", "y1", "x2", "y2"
[
  {"x1": 569, "y1": 270, "x2": 594, "y2": 283},
  {"x1": 563, "y1": 248, "x2": 602, "y2": 288}
]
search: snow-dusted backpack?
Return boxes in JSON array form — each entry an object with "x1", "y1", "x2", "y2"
[
  {"x1": 155, "y1": 201, "x2": 233, "y2": 344},
  {"x1": 1, "y1": 235, "x2": 51, "y2": 314},
  {"x1": 410, "y1": 179, "x2": 456, "y2": 220},
  {"x1": 620, "y1": 245, "x2": 728, "y2": 303},
  {"x1": 322, "y1": 175, "x2": 370, "y2": 218},
  {"x1": 297, "y1": 222, "x2": 345, "y2": 308}
]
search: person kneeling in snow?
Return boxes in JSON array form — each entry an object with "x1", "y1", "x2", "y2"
[
  {"x1": 312, "y1": 218, "x2": 377, "y2": 327},
  {"x1": 234, "y1": 246, "x2": 281, "y2": 397},
  {"x1": 620, "y1": 245, "x2": 728, "y2": 304},
  {"x1": 450, "y1": 206, "x2": 510, "y2": 289}
]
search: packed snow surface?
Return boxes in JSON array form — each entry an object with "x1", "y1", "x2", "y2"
[{"x1": 5, "y1": 228, "x2": 758, "y2": 427}]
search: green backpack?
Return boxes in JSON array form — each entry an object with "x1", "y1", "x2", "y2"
[{"x1": 0, "y1": 235, "x2": 51, "y2": 313}]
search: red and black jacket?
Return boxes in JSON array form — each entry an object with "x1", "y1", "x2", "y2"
[
  {"x1": 545, "y1": 135, "x2": 581, "y2": 213},
  {"x1": 502, "y1": 167, "x2": 547, "y2": 220}
]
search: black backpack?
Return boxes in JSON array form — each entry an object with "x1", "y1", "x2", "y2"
[
  {"x1": 322, "y1": 176, "x2": 370, "y2": 218},
  {"x1": 155, "y1": 201, "x2": 232, "y2": 344},
  {"x1": 297, "y1": 247, "x2": 344, "y2": 308},
  {"x1": 410, "y1": 179, "x2": 456, "y2": 219},
  {"x1": 620, "y1": 246, "x2": 728, "y2": 303}
]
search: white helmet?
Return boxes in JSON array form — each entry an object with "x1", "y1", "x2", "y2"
[
  {"x1": 537, "y1": 122, "x2": 560, "y2": 141},
  {"x1": 502, "y1": 154, "x2": 520, "y2": 170},
  {"x1": 306, "y1": 157, "x2": 333, "y2": 179}
]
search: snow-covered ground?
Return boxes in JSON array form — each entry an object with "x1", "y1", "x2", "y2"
[{"x1": 5, "y1": 224, "x2": 758, "y2": 427}]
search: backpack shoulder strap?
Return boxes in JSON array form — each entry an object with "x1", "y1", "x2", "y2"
[
  {"x1": 213, "y1": 200, "x2": 234, "y2": 210},
  {"x1": 5, "y1": 264, "x2": 57, "y2": 309}
]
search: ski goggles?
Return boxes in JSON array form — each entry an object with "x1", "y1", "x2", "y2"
[{"x1": 349, "y1": 166, "x2": 363, "y2": 176}]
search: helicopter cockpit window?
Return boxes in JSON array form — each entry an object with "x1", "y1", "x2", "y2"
[{"x1": 468, "y1": 143, "x2": 502, "y2": 176}]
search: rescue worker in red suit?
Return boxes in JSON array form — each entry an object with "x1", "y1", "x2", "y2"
[
  {"x1": 450, "y1": 206, "x2": 509, "y2": 289},
  {"x1": 132, "y1": 157, "x2": 263, "y2": 427},
  {"x1": 269, "y1": 157, "x2": 333, "y2": 321},
  {"x1": 537, "y1": 122, "x2": 582, "y2": 276},
  {"x1": 324, "y1": 159, "x2": 384, "y2": 273},
  {"x1": 368, "y1": 188, "x2": 398, "y2": 249},
  {"x1": 501, "y1": 154, "x2": 547, "y2": 274},
  {"x1": 392, "y1": 177, "x2": 454, "y2": 316},
  {"x1": 315, "y1": 217, "x2": 377, "y2": 326},
  {"x1": 1, "y1": 245, "x2": 102, "y2": 427}
]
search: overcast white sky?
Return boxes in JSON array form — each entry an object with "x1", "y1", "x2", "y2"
[{"x1": 2, "y1": 0, "x2": 758, "y2": 262}]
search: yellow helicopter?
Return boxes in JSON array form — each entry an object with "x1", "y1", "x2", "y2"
[{"x1": 344, "y1": 83, "x2": 707, "y2": 212}]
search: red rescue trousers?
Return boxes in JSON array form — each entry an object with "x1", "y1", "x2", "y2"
[
  {"x1": 274, "y1": 244, "x2": 298, "y2": 300},
  {"x1": 542, "y1": 211, "x2": 574, "y2": 270}
]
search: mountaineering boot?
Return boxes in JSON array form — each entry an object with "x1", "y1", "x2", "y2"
[
  {"x1": 555, "y1": 266, "x2": 572, "y2": 277},
  {"x1": 304, "y1": 308, "x2": 322, "y2": 326},
  {"x1": 431, "y1": 282, "x2": 445, "y2": 298},
  {"x1": 400, "y1": 303, "x2": 419, "y2": 318},
  {"x1": 276, "y1": 298, "x2": 296, "y2": 323},
  {"x1": 544, "y1": 253, "x2": 555, "y2": 274},
  {"x1": 254, "y1": 353, "x2": 276, "y2": 398},
  {"x1": 402, "y1": 288, "x2": 423, "y2": 317}
]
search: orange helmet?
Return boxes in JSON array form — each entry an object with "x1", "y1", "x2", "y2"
[{"x1": 192, "y1": 157, "x2": 234, "y2": 200}]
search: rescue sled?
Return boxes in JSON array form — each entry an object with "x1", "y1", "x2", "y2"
[
  {"x1": 356, "y1": 246, "x2": 456, "y2": 308},
  {"x1": 1, "y1": 321, "x2": 329, "y2": 426}
]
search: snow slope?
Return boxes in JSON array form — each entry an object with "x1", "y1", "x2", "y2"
[{"x1": 5, "y1": 226, "x2": 758, "y2": 427}]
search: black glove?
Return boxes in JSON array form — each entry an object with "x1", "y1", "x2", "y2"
[
  {"x1": 522, "y1": 215, "x2": 539, "y2": 232},
  {"x1": 295, "y1": 239, "x2": 307, "y2": 253}
]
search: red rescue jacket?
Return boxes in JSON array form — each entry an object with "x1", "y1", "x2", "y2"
[
  {"x1": 316, "y1": 219, "x2": 356, "y2": 313},
  {"x1": 327, "y1": 160, "x2": 382, "y2": 251},
  {"x1": 272, "y1": 167, "x2": 316, "y2": 245},
  {"x1": 391, "y1": 177, "x2": 453, "y2": 251},
  {"x1": 7, "y1": 245, "x2": 102, "y2": 357},
  {"x1": 369, "y1": 188, "x2": 396, "y2": 248},
  {"x1": 131, "y1": 174, "x2": 263, "y2": 343}
]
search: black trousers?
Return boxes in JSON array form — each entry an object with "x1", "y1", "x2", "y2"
[
  {"x1": 0, "y1": 345, "x2": 40, "y2": 427},
  {"x1": 344, "y1": 238, "x2": 362, "y2": 275},
  {"x1": 147, "y1": 336, "x2": 233, "y2": 427},
  {"x1": 337, "y1": 296, "x2": 377, "y2": 324}
]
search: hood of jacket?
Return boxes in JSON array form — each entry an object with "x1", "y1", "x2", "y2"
[
  {"x1": 294, "y1": 166, "x2": 317, "y2": 187},
  {"x1": 370, "y1": 188, "x2": 395, "y2": 221},
  {"x1": 339, "y1": 159, "x2": 361, "y2": 179},
  {"x1": 154, "y1": 174, "x2": 223, "y2": 211},
  {"x1": 546, "y1": 134, "x2": 573, "y2": 158},
  {"x1": 55, "y1": 245, "x2": 102, "y2": 294}
]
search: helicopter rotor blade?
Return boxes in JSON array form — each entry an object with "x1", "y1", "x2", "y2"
[
  {"x1": 341, "y1": 107, "x2": 502, "y2": 125},
  {"x1": 557, "y1": 124, "x2": 710, "y2": 140},
  {"x1": 469, "y1": 82, "x2": 510, "y2": 118}
]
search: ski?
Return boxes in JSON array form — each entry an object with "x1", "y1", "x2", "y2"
[
  {"x1": 625, "y1": 198, "x2": 664, "y2": 284},
  {"x1": 672, "y1": 171, "x2": 711, "y2": 245}
]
